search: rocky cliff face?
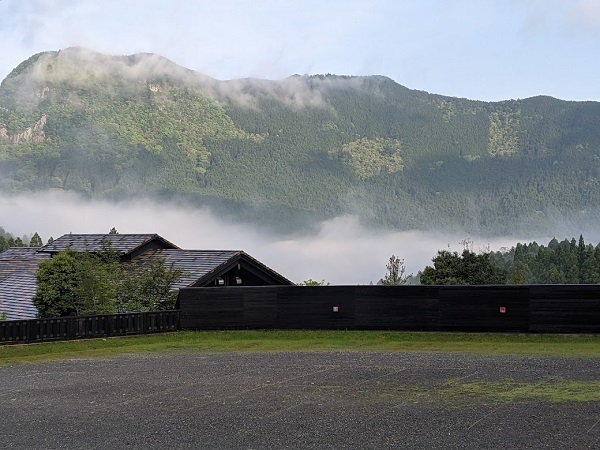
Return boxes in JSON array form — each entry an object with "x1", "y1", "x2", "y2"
[{"x1": 0, "y1": 114, "x2": 47, "y2": 144}]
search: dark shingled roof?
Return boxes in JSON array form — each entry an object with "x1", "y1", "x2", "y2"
[
  {"x1": 131, "y1": 249, "x2": 292, "y2": 289},
  {"x1": 0, "y1": 247, "x2": 44, "y2": 260},
  {"x1": 131, "y1": 249, "x2": 240, "y2": 289},
  {"x1": 0, "y1": 248, "x2": 50, "y2": 320},
  {"x1": 0, "y1": 234, "x2": 292, "y2": 320},
  {"x1": 40, "y1": 234, "x2": 179, "y2": 255}
]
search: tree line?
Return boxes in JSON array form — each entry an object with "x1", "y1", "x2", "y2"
[
  {"x1": 381, "y1": 235, "x2": 600, "y2": 286},
  {"x1": 490, "y1": 235, "x2": 600, "y2": 284},
  {"x1": 0, "y1": 229, "x2": 48, "y2": 250}
]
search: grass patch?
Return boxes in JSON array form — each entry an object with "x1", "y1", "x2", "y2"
[
  {"x1": 378, "y1": 378, "x2": 600, "y2": 405},
  {"x1": 1, "y1": 330, "x2": 600, "y2": 367},
  {"x1": 441, "y1": 379, "x2": 600, "y2": 403}
]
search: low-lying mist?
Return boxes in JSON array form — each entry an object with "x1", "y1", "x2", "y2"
[{"x1": 2, "y1": 191, "x2": 533, "y2": 284}]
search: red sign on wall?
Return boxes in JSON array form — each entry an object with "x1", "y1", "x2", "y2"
[{"x1": 499, "y1": 307, "x2": 506, "y2": 313}]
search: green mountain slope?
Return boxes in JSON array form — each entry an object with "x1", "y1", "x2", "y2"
[{"x1": 1, "y1": 48, "x2": 600, "y2": 235}]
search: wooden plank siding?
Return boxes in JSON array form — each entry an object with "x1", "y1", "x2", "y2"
[
  {"x1": 439, "y1": 286, "x2": 530, "y2": 332},
  {"x1": 277, "y1": 286, "x2": 356, "y2": 330},
  {"x1": 178, "y1": 289, "x2": 245, "y2": 329},
  {"x1": 354, "y1": 286, "x2": 440, "y2": 330},
  {"x1": 244, "y1": 289, "x2": 278, "y2": 328},
  {"x1": 179, "y1": 285, "x2": 600, "y2": 333},
  {"x1": 529, "y1": 286, "x2": 600, "y2": 333}
]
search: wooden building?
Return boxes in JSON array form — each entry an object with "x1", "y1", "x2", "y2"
[{"x1": 0, "y1": 234, "x2": 292, "y2": 320}]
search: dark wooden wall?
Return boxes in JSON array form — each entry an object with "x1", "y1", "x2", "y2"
[{"x1": 179, "y1": 285, "x2": 600, "y2": 333}]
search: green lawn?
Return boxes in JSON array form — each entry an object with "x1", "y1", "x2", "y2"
[{"x1": 1, "y1": 330, "x2": 599, "y2": 367}]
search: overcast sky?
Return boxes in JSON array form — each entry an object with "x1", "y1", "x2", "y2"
[{"x1": 2, "y1": 0, "x2": 600, "y2": 101}]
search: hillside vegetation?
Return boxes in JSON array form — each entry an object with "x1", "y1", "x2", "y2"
[{"x1": 2, "y1": 48, "x2": 600, "y2": 235}]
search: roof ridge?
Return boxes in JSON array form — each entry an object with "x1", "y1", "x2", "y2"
[{"x1": 142, "y1": 248, "x2": 241, "y2": 252}]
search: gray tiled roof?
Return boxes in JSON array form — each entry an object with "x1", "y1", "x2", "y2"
[
  {"x1": 130, "y1": 249, "x2": 242, "y2": 289},
  {"x1": 131, "y1": 249, "x2": 292, "y2": 288},
  {"x1": 0, "y1": 247, "x2": 43, "y2": 260},
  {"x1": 0, "y1": 235, "x2": 292, "y2": 320},
  {"x1": 40, "y1": 234, "x2": 179, "y2": 255},
  {"x1": 0, "y1": 273, "x2": 40, "y2": 320},
  {"x1": 0, "y1": 248, "x2": 50, "y2": 320}
]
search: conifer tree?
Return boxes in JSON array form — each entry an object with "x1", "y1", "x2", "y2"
[{"x1": 29, "y1": 232, "x2": 43, "y2": 247}]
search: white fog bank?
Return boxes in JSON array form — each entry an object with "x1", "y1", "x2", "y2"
[{"x1": 2, "y1": 191, "x2": 531, "y2": 284}]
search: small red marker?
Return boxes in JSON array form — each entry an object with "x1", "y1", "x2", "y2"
[{"x1": 499, "y1": 307, "x2": 506, "y2": 313}]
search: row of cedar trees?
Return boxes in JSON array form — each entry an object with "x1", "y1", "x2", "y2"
[
  {"x1": 490, "y1": 235, "x2": 600, "y2": 284},
  {"x1": 0, "y1": 232, "x2": 49, "y2": 250}
]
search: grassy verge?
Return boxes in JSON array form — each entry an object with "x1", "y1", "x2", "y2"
[
  {"x1": 1, "y1": 330, "x2": 600, "y2": 367},
  {"x1": 374, "y1": 379, "x2": 600, "y2": 405}
]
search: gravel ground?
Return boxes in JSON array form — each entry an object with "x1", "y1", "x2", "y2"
[{"x1": 1, "y1": 351, "x2": 599, "y2": 449}]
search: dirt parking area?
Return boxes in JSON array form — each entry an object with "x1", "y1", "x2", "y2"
[{"x1": 1, "y1": 351, "x2": 599, "y2": 449}]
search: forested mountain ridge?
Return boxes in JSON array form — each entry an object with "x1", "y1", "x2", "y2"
[{"x1": 2, "y1": 47, "x2": 600, "y2": 235}]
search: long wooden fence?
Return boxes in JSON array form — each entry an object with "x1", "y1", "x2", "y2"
[
  {"x1": 3, "y1": 285, "x2": 600, "y2": 344},
  {"x1": 179, "y1": 285, "x2": 600, "y2": 333},
  {"x1": 0, "y1": 310, "x2": 180, "y2": 344}
]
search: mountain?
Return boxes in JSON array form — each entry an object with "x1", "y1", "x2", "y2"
[{"x1": 1, "y1": 47, "x2": 600, "y2": 235}]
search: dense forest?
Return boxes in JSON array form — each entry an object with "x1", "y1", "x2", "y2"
[
  {"x1": 490, "y1": 235, "x2": 600, "y2": 284},
  {"x1": 2, "y1": 48, "x2": 600, "y2": 235},
  {"x1": 413, "y1": 235, "x2": 600, "y2": 285}
]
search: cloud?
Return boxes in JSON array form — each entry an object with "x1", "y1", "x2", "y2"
[
  {"x1": 0, "y1": 191, "x2": 523, "y2": 285},
  {"x1": 515, "y1": 0, "x2": 600, "y2": 36},
  {"x1": 12, "y1": 48, "x2": 382, "y2": 112},
  {"x1": 570, "y1": 0, "x2": 600, "y2": 28}
]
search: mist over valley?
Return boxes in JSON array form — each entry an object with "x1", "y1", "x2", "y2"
[{"x1": 0, "y1": 191, "x2": 535, "y2": 285}]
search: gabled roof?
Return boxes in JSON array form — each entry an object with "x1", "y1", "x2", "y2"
[
  {"x1": 131, "y1": 249, "x2": 293, "y2": 288},
  {"x1": 0, "y1": 248, "x2": 50, "y2": 320},
  {"x1": 39, "y1": 234, "x2": 179, "y2": 255},
  {"x1": 0, "y1": 235, "x2": 293, "y2": 320}
]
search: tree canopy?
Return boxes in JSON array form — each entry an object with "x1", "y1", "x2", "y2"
[
  {"x1": 33, "y1": 249, "x2": 83, "y2": 317},
  {"x1": 378, "y1": 255, "x2": 409, "y2": 285},
  {"x1": 420, "y1": 250, "x2": 507, "y2": 285},
  {"x1": 33, "y1": 248, "x2": 183, "y2": 317}
]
